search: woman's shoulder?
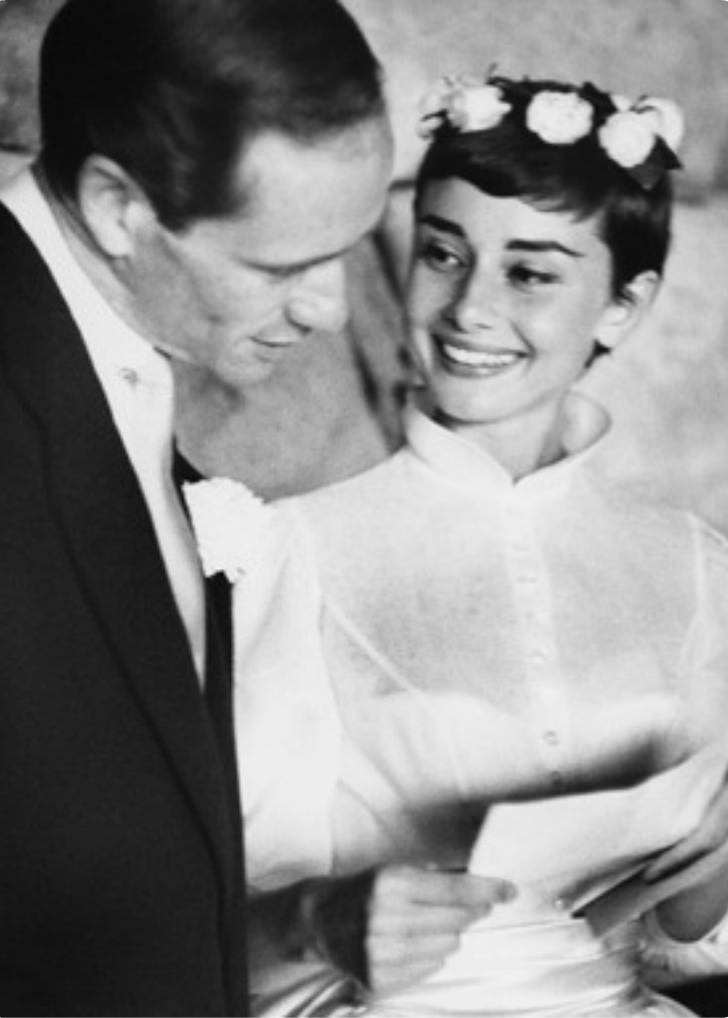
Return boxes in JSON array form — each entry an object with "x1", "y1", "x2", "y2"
[
  {"x1": 583, "y1": 466, "x2": 703, "y2": 536},
  {"x1": 573, "y1": 471, "x2": 728, "y2": 595},
  {"x1": 687, "y1": 512, "x2": 728, "y2": 574}
]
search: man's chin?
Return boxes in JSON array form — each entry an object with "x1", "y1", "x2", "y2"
[
  {"x1": 217, "y1": 356, "x2": 285, "y2": 392},
  {"x1": 169, "y1": 357, "x2": 269, "y2": 397},
  {"x1": 171, "y1": 343, "x2": 298, "y2": 392}
]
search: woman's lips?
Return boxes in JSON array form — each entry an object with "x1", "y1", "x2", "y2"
[{"x1": 435, "y1": 337, "x2": 525, "y2": 375}]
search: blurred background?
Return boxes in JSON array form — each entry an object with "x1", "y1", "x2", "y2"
[{"x1": 2, "y1": 0, "x2": 728, "y2": 528}]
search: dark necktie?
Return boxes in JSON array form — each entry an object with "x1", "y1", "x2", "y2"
[{"x1": 172, "y1": 447, "x2": 249, "y2": 1014}]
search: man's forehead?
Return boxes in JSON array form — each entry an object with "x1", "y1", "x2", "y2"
[
  {"x1": 232, "y1": 120, "x2": 392, "y2": 200},
  {"x1": 194, "y1": 121, "x2": 392, "y2": 261}
]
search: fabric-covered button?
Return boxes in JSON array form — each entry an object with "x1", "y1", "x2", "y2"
[
  {"x1": 118, "y1": 367, "x2": 139, "y2": 386},
  {"x1": 550, "y1": 770, "x2": 565, "y2": 789}
]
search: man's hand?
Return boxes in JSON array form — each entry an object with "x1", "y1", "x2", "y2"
[{"x1": 365, "y1": 865, "x2": 516, "y2": 995}]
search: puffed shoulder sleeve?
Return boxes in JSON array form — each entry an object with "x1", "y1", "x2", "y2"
[
  {"x1": 679, "y1": 517, "x2": 728, "y2": 729},
  {"x1": 638, "y1": 519, "x2": 728, "y2": 984},
  {"x1": 692, "y1": 515, "x2": 728, "y2": 608},
  {"x1": 232, "y1": 498, "x2": 342, "y2": 894}
]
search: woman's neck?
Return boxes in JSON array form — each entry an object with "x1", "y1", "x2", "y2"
[{"x1": 437, "y1": 400, "x2": 569, "y2": 481}]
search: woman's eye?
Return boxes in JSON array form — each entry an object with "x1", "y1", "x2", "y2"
[
  {"x1": 419, "y1": 240, "x2": 464, "y2": 272},
  {"x1": 508, "y1": 264, "x2": 558, "y2": 289}
]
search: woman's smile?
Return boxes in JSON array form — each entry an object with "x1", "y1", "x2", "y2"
[{"x1": 434, "y1": 335, "x2": 527, "y2": 377}]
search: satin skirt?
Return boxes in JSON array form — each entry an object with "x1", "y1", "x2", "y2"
[{"x1": 364, "y1": 913, "x2": 694, "y2": 1018}]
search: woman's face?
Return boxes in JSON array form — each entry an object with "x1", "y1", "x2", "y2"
[{"x1": 406, "y1": 178, "x2": 626, "y2": 428}]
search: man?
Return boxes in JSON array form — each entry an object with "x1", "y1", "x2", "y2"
[{"x1": 0, "y1": 0, "x2": 511, "y2": 1013}]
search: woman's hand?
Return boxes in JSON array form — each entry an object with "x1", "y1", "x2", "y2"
[
  {"x1": 365, "y1": 865, "x2": 516, "y2": 994},
  {"x1": 643, "y1": 774, "x2": 728, "y2": 941}
]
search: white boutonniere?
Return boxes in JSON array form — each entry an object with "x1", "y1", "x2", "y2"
[{"x1": 183, "y1": 477, "x2": 272, "y2": 582}]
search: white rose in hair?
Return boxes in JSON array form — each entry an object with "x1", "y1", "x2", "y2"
[
  {"x1": 610, "y1": 94, "x2": 632, "y2": 113},
  {"x1": 446, "y1": 84, "x2": 511, "y2": 132},
  {"x1": 525, "y1": 91, "x2": 593, "y2": 144},
  {"x1": 598, "y1": 110, "x2": 657, "y2": 168},
  {"x1": 637, "y1": 97, "x2": 685, "y2": 154},
  {"x1": 418, "y1": 77, "x2": 456, "y2": 119}
]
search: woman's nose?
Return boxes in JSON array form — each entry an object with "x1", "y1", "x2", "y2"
[
  {"x1": 448, "y1": 268, "x2": 500, "y2": 332},
  {"x1": 285, "y1": 259, "x2": 348, "y2": 334}
]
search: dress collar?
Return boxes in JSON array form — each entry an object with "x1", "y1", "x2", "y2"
[{"x1": 405, "y1": 391, "x2": 611, "y2": 499}]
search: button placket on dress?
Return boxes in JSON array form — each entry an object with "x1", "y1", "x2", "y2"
[{"x1": 501, "y1": 488, "x2": 572, "y2": 791}]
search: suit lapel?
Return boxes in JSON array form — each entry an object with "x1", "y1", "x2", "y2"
[{"x1": 0, "y1": 205, "x2": 236, "y2": 896}]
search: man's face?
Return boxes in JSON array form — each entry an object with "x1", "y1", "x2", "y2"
[{"x1": 123, "y1": 119, "x2": 393, "y2": 388}]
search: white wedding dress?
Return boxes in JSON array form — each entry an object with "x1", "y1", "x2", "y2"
[{"x1": 232, "y1": 399, "x2": 728, "y2": 1017}]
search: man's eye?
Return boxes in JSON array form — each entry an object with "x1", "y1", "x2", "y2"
[
  {"x1": 508, "y1": 264, "x2": 558, "y2": 289},
  {"x1": 419, "y1": 240, "x2": 464, "y2": 272}
]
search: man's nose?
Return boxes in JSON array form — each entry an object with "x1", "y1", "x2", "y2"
[{"x1": 285, "y1": 259, "x2": 348, "y2": 334}]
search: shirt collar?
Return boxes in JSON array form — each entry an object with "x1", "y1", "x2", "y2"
[
  {"x1": 0, "y1": 166, "x2": 172, "y2": 392},
  {"x1": 405, "y1": 390, "x2": 611, "y2": 498}
]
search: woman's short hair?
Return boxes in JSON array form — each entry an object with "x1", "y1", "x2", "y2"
[
  {"x1": 415, "y1": 77, "x2": 675, "y2": 298},
  {"x1": 39, "y1": 0, "x2": 385, "y2": 230}
]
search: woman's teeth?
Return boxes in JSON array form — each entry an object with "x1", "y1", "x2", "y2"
[{"x1": 440, "y1": 343, "x2": 520, "y2": 369}]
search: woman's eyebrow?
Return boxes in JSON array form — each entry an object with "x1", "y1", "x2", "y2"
[
  {"x1": 418, "y1": 213, "x2": 466, "y2": 238},
  {"x1": 506, "y1": 239, "x2": 583, "y2": 258},
  {"x1": 418, "y1": 215, "x2": 583, "y2": 258}
]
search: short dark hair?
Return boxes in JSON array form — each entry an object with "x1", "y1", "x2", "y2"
[
  {"x1": 39, "y1": 0, "x2": 385, "y2": 230},
  {"x1": 415, "y1": 77, "x2": 674, "y2": 299}
]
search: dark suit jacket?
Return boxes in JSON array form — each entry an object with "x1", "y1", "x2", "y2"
[{"x1": 0, "y1": 202, "x2": 247, "y2": 1016}]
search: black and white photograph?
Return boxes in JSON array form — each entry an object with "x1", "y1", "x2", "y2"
[{"x1": 2, "y1": 1, "x2": 728, "y2": 1015}]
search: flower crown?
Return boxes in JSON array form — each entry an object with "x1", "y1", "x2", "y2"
[{"x1": 417, "y1": 74, "x2": 683, "y2": 190}]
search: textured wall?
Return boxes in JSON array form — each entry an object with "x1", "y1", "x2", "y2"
[{"x1": 0, "y1": 0, "x2": 62, "y2": 150}]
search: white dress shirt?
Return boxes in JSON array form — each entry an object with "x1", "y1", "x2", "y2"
[{"x1": 1, "y1": 168, "x2": 206, "y2": 681}]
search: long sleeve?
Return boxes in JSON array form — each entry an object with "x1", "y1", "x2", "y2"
[{"x1": 233, "y1": 501, "x2": 342, "y2": 894}]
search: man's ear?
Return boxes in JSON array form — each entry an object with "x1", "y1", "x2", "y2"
[
  {"x1": 594, "y1": 270, "x2": 662, "y2": 352},
  {"x1": 75, "y1": 155, "x2": 155, "y2": 259}
]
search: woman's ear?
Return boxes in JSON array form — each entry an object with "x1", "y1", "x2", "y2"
[
  {"x1": 594, "y1": 270, "x2": 662, "y2": 352},
  {"x1": 75, "y1": 155, "x2": 155, "y2": 259}
]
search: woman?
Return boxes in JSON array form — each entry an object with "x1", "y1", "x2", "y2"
[{"x1": 187, "y1": 75, "x2": 728, "y2": 1015}]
